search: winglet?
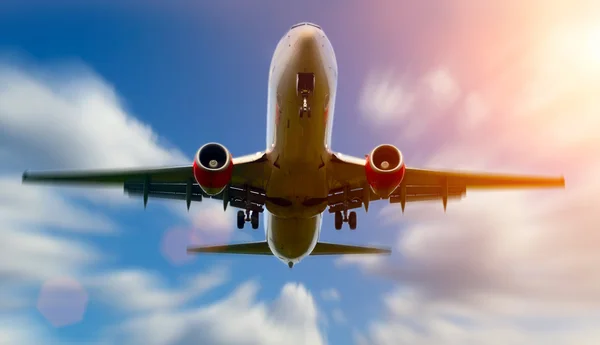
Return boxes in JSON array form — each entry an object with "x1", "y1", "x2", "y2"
[{"x1": 22, "y1": 171, "x2": 29, "y2": 183}]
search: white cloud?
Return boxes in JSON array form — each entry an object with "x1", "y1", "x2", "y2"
[
  {"x1": 358, "y1": 70, "x2": 415, "y2": 125},
  {"x1": 0, "y1": 57, "x2": 184, "y2": 283},
  {"x1": 335, "y1": 254, "x2": 386, "y2": 272},
  {"x1": 320, "y1": 288, "x2": 341, "y2": 302},
  {"x1": 107, "y1": 281, "x2": 327, "y2": 345},
  {"x1": 0, "y1": 59, "x2": 188, "y2": 171},
  {"x1": 0, "y1": 58, "x2": 190, "y2": 208},
  {"x1": 362, "y1": 287, "x2": 600, "y2": 345},
  {"x1": 189, "y1": 200, "x2": 235, "y2": 234},
  {"x1": 359, "y1": 66, "x2": 464, "y2": 141},
  {"x1": 0, "y1": 176, "x2": 115, "y2": 234},
  {"x1": 459, "y1": 92, "x2": 489, "y2": 132},
  {"x1": 423, "y1": 67, "x2": 461, "y2": 109},
  {"x1": 88, "y1": 266, "x2": 229, "y2": 313},
  {"x1": 0, "y1": 317, "x2": 58, "y2": 345}
]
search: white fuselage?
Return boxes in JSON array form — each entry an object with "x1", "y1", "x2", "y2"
[{"x1": 264, "y1": 23, "x2": 338, "y2": 266}]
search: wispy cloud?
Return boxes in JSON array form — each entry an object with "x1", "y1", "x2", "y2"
[
  {"x1": 106, "y1": 281, "x2": 326, "y2": 345},
  {"x1": 358, "y1": 70, "x2": 415, "y2": 125},
  {"x1": 331, "y1": 308, "x2": 347, "y2": 325},
  {"x1": 358, "y1": 66, "x2": 463, "y2": 141},
  {"x1": 320, "y1": 288, "x2": 341, "y2": 302},
  {"x1": 423, "y1": 67, "x2": 461, "y2": 110},
  {"x1": 88, "y1": 266, "x2": 229, "y2": 313}
]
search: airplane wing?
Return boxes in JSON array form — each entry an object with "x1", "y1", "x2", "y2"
[
  {"x1": 327, "y1": 152, "x2": 565, "y2": 213},
  {"x1": 22, "y1": 152, "x2": 272, "y2": 212}
]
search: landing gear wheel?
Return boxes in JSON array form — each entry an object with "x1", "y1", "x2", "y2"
[
  {"x1": 237, "y1": 210, "x2": 245, "y2": 229},
  {"x1": 348, "y1": 211, "x2": 357, "y2": 230},
  {"x1": 334, "y1": 211, "x2": 343, "y2": 230},
  {"x1": 251, "y1": 211, "x2": 259, "y2": 230}
]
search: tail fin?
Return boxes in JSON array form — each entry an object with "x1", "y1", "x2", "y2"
[{"x1": 187, "y1": 241, "x2": 391, "y2": 256}]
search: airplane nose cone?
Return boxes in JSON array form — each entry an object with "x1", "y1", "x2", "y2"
[{"x1": 294, "y1": 25, "x2": 321, "y2": 55}]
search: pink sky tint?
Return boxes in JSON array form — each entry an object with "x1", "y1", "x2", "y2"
[
  {"x1": 36, "y1": 276, "x2": 88, "y2": 328},
  {"x1": 160, "y1": 227, "x2": 196, "y2": 266},
  {"x1": 359, "y1": 1, "x2": 598, "y2": 83},
  {"x1": 354, "y1": 1, "x2": 600, "y2": 342},
  {"x1": 363, "y1": 7, "x2": 600, "y2": 302}
]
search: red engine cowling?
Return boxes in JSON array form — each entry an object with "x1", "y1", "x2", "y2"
[
  {"x1": 365, "y1": 144, "x2": 406, "y2": 198},
  {"x1": 192, "y1": 143, "x2": 233, "y2": 196}
]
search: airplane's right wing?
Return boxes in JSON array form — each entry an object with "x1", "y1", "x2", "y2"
[{"x1": 327, "y1": 151, "x2": 565, "y2": 213}]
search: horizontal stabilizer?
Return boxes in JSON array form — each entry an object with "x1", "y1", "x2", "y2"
[
  {"x1": 187, "y1": 241, "x2": 272, "y2": 255},
  {"x1": 311, "y1": 242, "x2": 391, "y2": 255},
  {"x1": 187, "y1": 241, "x2": 391, "y2": 256}
]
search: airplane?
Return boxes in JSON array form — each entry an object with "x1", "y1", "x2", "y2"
[{"x1": 22, "y1": 22, "x2": 565, "y2": 269}]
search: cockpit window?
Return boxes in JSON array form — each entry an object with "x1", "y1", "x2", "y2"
[{"x1": 290, "y1": 22, "x2": 322, "y2": 30}]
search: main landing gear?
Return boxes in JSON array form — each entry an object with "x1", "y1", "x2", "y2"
[
  {"x1": 237, "y1": 209, "x2": 259, "y2": 230},
  {"x1": 333, "y1": 185, "x2": 358, "y2": 230},
  {"x1": 297, "y1": 72, "x2": 314, "y2": 118},
  {"x1": 334, "y1": 210, "x2": 357, "y2": 230}
]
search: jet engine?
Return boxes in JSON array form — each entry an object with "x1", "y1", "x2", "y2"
[
  {"x1": 365, "y1": 144, "x2": 406, "y2": 198},
  {"x1": 192, "y1": 142, "x2": 233, "y2": 196}
]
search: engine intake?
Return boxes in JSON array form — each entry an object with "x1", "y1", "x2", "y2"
[
  {"x1": 193, "y1": 143, "x2": 233, "y2": 196},
  {"x1": 365, "y1": 144, "x2": 406, "y2": 197}
]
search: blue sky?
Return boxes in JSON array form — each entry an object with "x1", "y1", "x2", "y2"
[{"x1": 2, "y1": 1, "x2": 600, "y2": 344}]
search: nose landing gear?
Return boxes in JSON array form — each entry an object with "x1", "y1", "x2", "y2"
[{"x1": 297, "y1": 72, "x2": 314, "y2": 118}]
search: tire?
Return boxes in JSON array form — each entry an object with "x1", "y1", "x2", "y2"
[
  {"x1": 334, "y1": 211, "x2": 343, "y2": 230},
  {"x1": 251, "y1": 211, "x2": 259, "y2": 230},
  {"x1": 237, "y1": 210, "x2": 245, "y2": 229},
  {"x1": 349, "y1": 211, "x2": 357, "y2": 230}
]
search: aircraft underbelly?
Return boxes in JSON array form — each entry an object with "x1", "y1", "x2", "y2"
[
  {"x1": 267, "y1": 215, "x2": 320, "y2": 263},
  {"x1": 265, "y1": 44, "x2": 330, "y2": 218},
  {"x1": 263, "y1": 23, "x2": 337, "y2": 264}
]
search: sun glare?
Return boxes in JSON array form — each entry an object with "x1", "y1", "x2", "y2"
[
  {"x1": 584, "y1": 26, "x2": 600, "y2": 65},
  {"x1": 544, "y1": 24, "x2": 600, "y2": 76}
]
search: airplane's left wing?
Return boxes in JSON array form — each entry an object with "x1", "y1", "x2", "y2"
[
  {"x1": 327, "y1": 151, "x2": 565, "y2": 213},
  {"x1": 22, "y1": 151, "x2": 272, "y2": 212}
]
